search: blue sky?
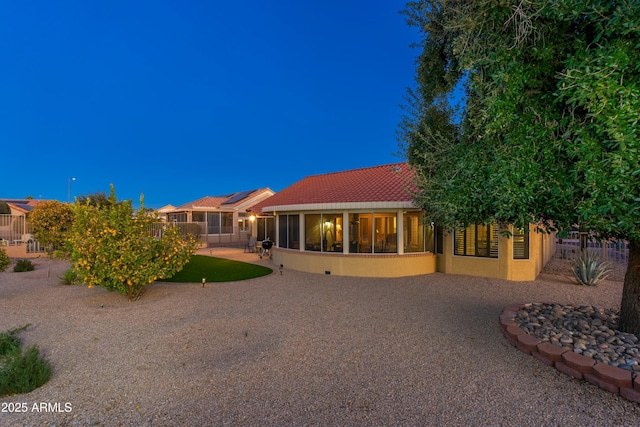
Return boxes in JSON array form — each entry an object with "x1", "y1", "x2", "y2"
[{"x1": 1, "y1": 1, "x2": 420, "y2": 209}]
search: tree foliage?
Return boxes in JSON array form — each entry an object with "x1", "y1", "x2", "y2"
[
  {"x1": 70, "y1": 185, "x2": 198, "y2": 300},
  {"x1": 0, "y1": 247, "x2": 10, "y2": 272},
  {"x1": 400, "y1": 0, "x2": 640, "y2": 332},
  {"x1": 75, "y1": 192, "x2": 111, "y2": 207},
  {"x1": 28, "y1": 201, "x2": 74, "y2": 254},
  {"x1": 0, "y1": 201, "x2": 10, "y2": 215}
]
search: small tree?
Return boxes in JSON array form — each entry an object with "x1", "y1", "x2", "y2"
[
  {"x1": 28, "y1": 201, "x2": 74, "y2": 254},
  {"x1": 70, "y1": 185, "x2": 198, "y2": 300},
  {"x1": 0, "y1": 247, "x2": 10, "y2": 272}
]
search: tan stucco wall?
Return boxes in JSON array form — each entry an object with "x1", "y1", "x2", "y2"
[
  {"x1": 3, "y1": 245, "x2": 44, "y2": 259},
  {"x1": 437, "y1": 224, "x2": 555, "y2": 281},
  {"x1": 272, "y1": 248, "x2": 437, "y2": 278}
]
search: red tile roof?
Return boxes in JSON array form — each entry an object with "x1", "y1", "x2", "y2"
[
  {"x1": 177, "y1": 196, "x2": 229, "y2": 210},
  {"x1": 253, "y1": 162, "x2": 417, "y2": 214},
  {"x1": 175, "y1": 188, "x2": 273, "y2": 211}
]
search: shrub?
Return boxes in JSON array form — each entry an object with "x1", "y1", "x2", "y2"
[
  {"x1": 572, "y1": 250, "x2": 611, "y2": 286},
  {"x1": 70, "y1": 185, "x2": 198, "y2": 300},
  {"x1": 60, "y1": 268, "x2": 80, "y2": 285},
  {"x1": 0, "y1": 325, "x2": 52, "y2": 397},
  {"x1": 13, "y1": 259, "x2": 35, "y2": 272},
  {"x1": 0, "y1": 247, "x2": 10, "y2": 272},
  {"x1": 1, "y1": 345, "x2": 53, "y2": 396},
  {"x1": 28, "y1": 200, "x2": 74, "y2": 254},
  {"x1": 0, "y1": 325, "x2": 26, "y2": 355}
]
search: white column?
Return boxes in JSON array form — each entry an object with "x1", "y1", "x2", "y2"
[
  {"x1": 342, "y1": 212, "x2": 349, "y2": 254},
  {"x1": 397, "y1": 210, "x2": 404, "y2": 255},
  {"x1": 299, "y1": 213, "x2": 305, "y2": 251}
]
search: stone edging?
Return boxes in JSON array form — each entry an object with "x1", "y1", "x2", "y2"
[{"x1": 500, "y1": 303, "x2": 640, "y2": 404}]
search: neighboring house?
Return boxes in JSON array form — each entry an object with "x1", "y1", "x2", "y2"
[
  {"x1": 166, "y1": 188, "x2": 274, "y2": 247},
  {"x1": 155, "y1": 204, "x2": 176, "y2": 222},
  {"x1": 248, "y1": 163, "x2": 554, "y2": 281},
  {"x1": 0, "y1": 198, "x2": 46, "y2": 258}
]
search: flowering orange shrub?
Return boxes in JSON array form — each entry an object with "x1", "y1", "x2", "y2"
[
  {"x1": 28, "y1": 201, "x2": 74, "y2": 254},
  {"x1": 70, "y1": 186, "x2": 197, "y2": 300}
]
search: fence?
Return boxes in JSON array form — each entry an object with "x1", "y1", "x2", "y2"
[
  {"x1": 555, "y1": 232, "x2": 629, "y2": 265},
  {"x1": 0, "y1": 214, "x2": 44, "y2": 254},
  {"x1": 149, "y1": 222, "x2": 205, "y2": 240}
]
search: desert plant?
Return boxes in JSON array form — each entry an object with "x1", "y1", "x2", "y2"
[
  {"x1": 60, "y1": 268, "x2": 80, "y2": 285},
  {"x1": 572, "y1": 250, "x2": 611, "y2": 286},
  {"x1": 0, "y1": 324, "x2": 51, "y2": 397},
  {"x1": 13, "y1": 259, "x2": 35, "y2": 272},
  {"x1": 0, "y1": 247, "x2": 10, "y2": 272}
]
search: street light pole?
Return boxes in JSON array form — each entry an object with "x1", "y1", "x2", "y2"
[{"x1": 67, "y1": 177, "x2": 76, "y2": 203}]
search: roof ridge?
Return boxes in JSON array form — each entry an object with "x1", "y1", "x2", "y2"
[{"x1": 306, "y1": 162, "x2": 408, "y2": 178}]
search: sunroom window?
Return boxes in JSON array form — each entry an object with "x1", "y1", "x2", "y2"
[
  {"x1": 305, "y1": 214, "x2": 344, "y2": 252},
  {"x1": 278, "y1": 214, "x2": 299, "y2": 249},
  {"x1": 349, "y1": 213, "x2": 372, "y2": 253},
  {"x1": 403, "y1": 211, "x2": 434, "y2": 253},
  {"x1": 374, "y1": 213, "x2": 397, "y2": 253},
  {"x1": 347, "y1": 212, "x2": 399, "y2": 254}
]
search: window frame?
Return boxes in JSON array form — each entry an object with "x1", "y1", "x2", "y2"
[
  {"x1": 278, "y1": 214, "x2": 300, "y2": 249},
  {"x1": 454, "y1": 223, "x2": 499, "y2": 258},
  {"x1": 513, "y1": 227, "x2": 530, "y2": 259}
]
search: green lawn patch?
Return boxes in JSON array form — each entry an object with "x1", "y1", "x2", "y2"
[{"x1": 161, "y1": 255, "x2": 272, "y2": 283}]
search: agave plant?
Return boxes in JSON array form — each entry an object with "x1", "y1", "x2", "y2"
[{"x1": 572, "y1": 250, "x2": 611, "y2": 286}]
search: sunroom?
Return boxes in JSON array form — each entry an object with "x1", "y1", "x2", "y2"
[{"x1": 251, "y1": 163, "x2": 438, "y2": 277}]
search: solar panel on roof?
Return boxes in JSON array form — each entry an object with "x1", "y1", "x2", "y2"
[
  {"x1": 14, "y1": 204, "x2": 33, "y2": 212},
  {"x1": 223, "y1": 189, "x2": 255, "y2": 205}
]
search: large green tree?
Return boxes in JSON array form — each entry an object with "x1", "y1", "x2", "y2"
[{"x1": 400, "y1": 0, "x2": 640, "y2": 332}]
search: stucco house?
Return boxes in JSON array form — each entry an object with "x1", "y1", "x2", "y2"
[
  {"x1": 155, "y1": 204, "x2": 176, "y2": 222},
  {"x1": 0, "y1": 198, "x2": 46, "y2": 258},
  {"x1": 248, "y1": 163, "x2": 554, "y2": 280},
  {"x1": 166, "y1": 188, "x2": 274, "y2": 247}
]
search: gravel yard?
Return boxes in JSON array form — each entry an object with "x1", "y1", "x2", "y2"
[{"x1": 1, "y1": 252, "x2": 639, "y2": 426}]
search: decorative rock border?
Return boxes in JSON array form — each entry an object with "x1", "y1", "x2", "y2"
[{"x1": 500, "y1": 303, "x2": 640, "y2": 404}]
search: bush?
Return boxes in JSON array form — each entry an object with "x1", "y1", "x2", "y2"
[
  {"x1": 13, "y1": 259, "x2": 35, "y2": 272},
  {"x1": 0, "y1": 325, "x2": 52, "y2": 397},
  {"x1": 0, "y1": 325, "x2": 25, "y2": 355},
  {"x1": 572, "y1": 250, "x2": 611, "y2": 286},
  {"x1": 70, "y1": 186, "x2": 198, "y2": 300},
  {"x1": 28, "y1": 200, "x2": 74, "y2": 254},
  {"x1": 60, "y1": 268, "x2": 80, "y2": 285},
  {"x1": 0, "y1": 247, "x2": 10, "y2": 272}
]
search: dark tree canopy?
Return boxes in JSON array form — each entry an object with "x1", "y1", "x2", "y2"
[
  {"x1": 400, "y1": 0, "x2": 640, "y2": 332},
  {"x1": 75, "y1": 192, "x2": 111, "y2": 207}
]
